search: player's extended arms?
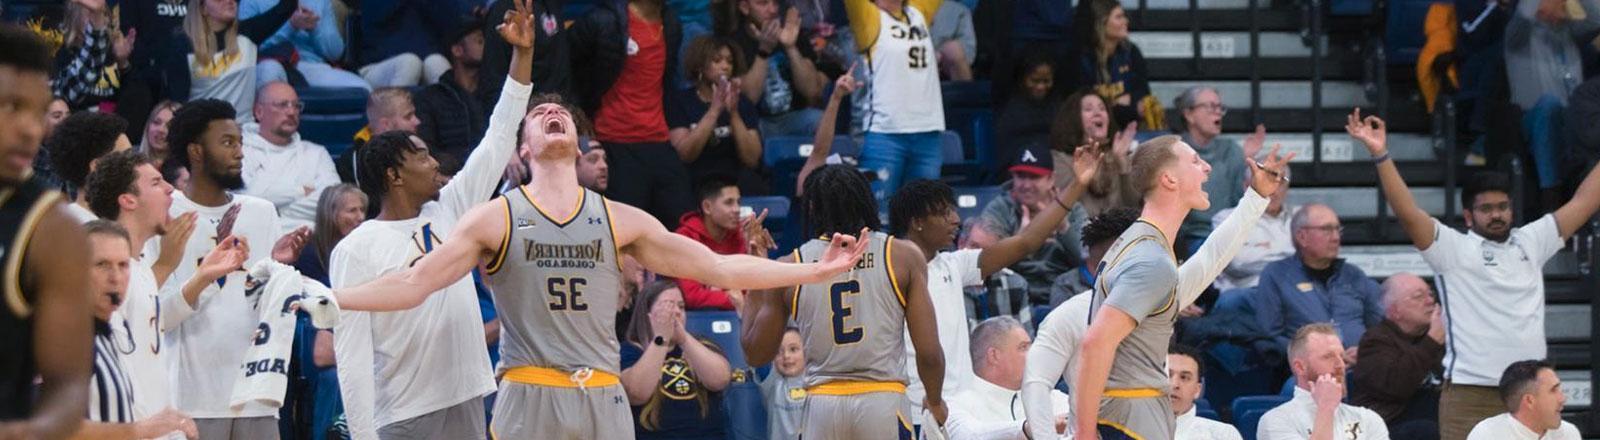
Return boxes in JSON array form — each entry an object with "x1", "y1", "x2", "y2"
[
  {"x1": 613, "y1": 201, "x2": 869, "y2": 291},
  {"x1": 334, "y1": 201, "x2": 505, "y2": 311}
]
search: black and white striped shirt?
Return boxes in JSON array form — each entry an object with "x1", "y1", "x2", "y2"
[{"x1": 89, "y1": 321, "x2": 134, "y2": 424}]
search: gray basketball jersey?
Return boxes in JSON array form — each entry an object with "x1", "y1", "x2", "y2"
[
  {"x1": 1088, "y1": 220, "x2": 1182, "y2": 439},
  {"x1": 487, "y1": 188, "x2": 623, "y2": 374},
  {"x1": 791, "y1": 232, "x2": 908, "y2": 387}
]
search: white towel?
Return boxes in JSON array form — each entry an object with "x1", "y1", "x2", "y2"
[{"x1": 228, "y1": 261, "x2": 341, "y2": 410}]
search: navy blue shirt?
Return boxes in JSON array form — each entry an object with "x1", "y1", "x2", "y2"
[
  {"x1": 620, "y1": 340, "x2": 729, "y2": 440},
  {"x1": 666, "y1": 86, "x2": 760, "y2": 183},
  {"x1": 1254, "y1": 256, "x2": 1385, "y2": 354}
]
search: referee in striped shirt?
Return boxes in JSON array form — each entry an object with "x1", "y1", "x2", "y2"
[{"x1": 73, "y1": 221, "x2": 197, "y2": 439}]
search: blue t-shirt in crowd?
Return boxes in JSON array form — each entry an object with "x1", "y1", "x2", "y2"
[{"x1": 620, "y1": 339, "x2": 729, "y2": 440}]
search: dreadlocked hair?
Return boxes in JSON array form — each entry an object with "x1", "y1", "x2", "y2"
[
  {"x1": 356, "y1": 131, "x2": 424, "y2": 201},
  {"x1": 801, "y1": 164, "x2": 880, "y2": 237},
  {"x1": 888, "y1": 179, "x2": 955, "y2": 236}
]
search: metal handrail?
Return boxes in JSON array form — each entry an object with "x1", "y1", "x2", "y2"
[
  {"x1": 1190, "y1": 0, "x2": 1203, "y2": 72},
  {"x1": 1249, "y1": 0, "x2": 1262, "y2": 122},
  {"x1": 1310, "y1": 0, "x2": 1325, "y2": 182}
]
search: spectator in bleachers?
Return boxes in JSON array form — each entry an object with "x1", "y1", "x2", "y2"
[
  {"x1": 291, "y1": 184, "x2": 362, "y2": 440},
  {"x1": 1169, "y1": 345, "x2": 1245, "y2": 440},
  {"x1": 669, "y1": 36, "x2": 764, "y2": 193},
  {"x1": 714, "y1": 0, "x2": 828, "y2": 137},
  {"x1": 159, "y1": 0, "x2": 277, "y2": 122},
  {"x1": 968, "y1": 146, "x2": 1087, "y2": 306},
  {"x1": 50, "y1": 0, "x2": 133, "y2": 111},
  {"x1": 945, "y1": 316, "x2": 1071, "y2": 438},
  {"x1": 336, "y1": 87, "x2": 420, "y2": 184},
  {"x1": 1174, "y1": 86, "x2": 1265, "y2": 257},
  {"x1": 355, "y1": 0, "x2": 466, "y2": 88},
  {"x1": 45, "y1": 111, "x2": 132, "y2": 222},
  {"x1": 1210, "y1": 164, "x2": 1296, "y2": 290},
  {"x1": 45, "y1": 96, "x2": 70, "y2": 137},
  {"x1": 673, "y1": 175, "x2": 774, "y2": 311},
  {"x1": 1464, "y1": 360, "x2": 1582, "y2": 440},
  {"x1": 1504, "y1": 0, "x2": 1600, "y2": 196},
  {"x1": 1349, "y1": 110, "x2": 1600, "y2": 440},
  {"x1": 620, "y1": 280, "x2": 732, "y2": 440},
  {"x1": 478, "y1": 0, "x2": 575, "y2": 109},
  {"x1": 242, "y1": 0, "x2": 368, "y2": 90},
  {"x1": 794, "y1": 70, "x2": 858, "y2": 197},
  {"x1": 139, "y1": 100, "x2": 181, "y2": 166},
  {"x1": 74, "y1": 220, "x2": 201, "y2": 440},
  {"x1": 569, "y1": 0, "x2": 694, "y2": 229},
  {"x1": 1048, "y1": 206, "x2": 1138, "y2": 305},
  {"x1": 577, "y1": 142, "x2": 611, "y2": 193},
  {"x1": 114, "y1": 0, "x2": 295, "y2": 140},
  {"x1": 1350, "y1": 273, "x2": 1444, "y2": 440},
  {"x1": 759, "y1": 327, "x2": 807, "y2": 440},
  {"x1": 1452, "y1": 0, "x2": 1511, "y2": 166},
  {"x1": 1255, "y1": 203, "x2": 1385, "y2": 361},
  {"x1": 1068, "y1": 0, "x2": 1163, "y2": 130},
  {"x1": 995, "y1": 54, "x2": 1058, "y2": 164},
  {"x1": 32, "y1": 96, "x2": 69, "y2": 191},
  {"x1": 1259, "y1": 324, "x2": 1390, "y2": 440},
  {"x1": 845, "y1": 0, "x2": 946, "y2": 199},
  {"x1": 931, "y1": 0, "x2": 975, "y2": 81},
  {"x1": 1021, "y1": 207, "x2": 1132, "y2": 440},
  {"x1": 887, "y1": 147, "x2": 1097, "y2": 429},
  {"x1": 1563, "y1": 75, "x2": 1600, "y2": 172},
  {"x1": 1048, "y1": 90, "x2": 1139, "y2": 217},
  {"x1": 243, "y1": 82, "x2": 341, "y2": 235},
  {"x1": 416, "y1": 16, "x2": 490, "y2": 174}
]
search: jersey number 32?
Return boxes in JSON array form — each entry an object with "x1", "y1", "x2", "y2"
[{"x1": 547, "y1": 277, "x2": 590, "y2": 311}]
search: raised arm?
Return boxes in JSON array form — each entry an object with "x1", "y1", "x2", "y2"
[
  {"x1": 739, "y1": 255, "x2": 797, "y2": 365},
  {"x1": 334, "y1": 200, "x2": 507, "y2": 311},
  {"x1": 614, "y1": 201, "x2": 869, "y2": 291},
  {"x1": 1175, "y1": 144, "x2": 1290, "y2": 306},
  {"x1": 796, "y1": 69, "x2": 858, "y2": 197},
  {"x1": 5, "y1": 207, "x2": 91, "y2": 440},
  {"x1": 776, "y1": 8, "x2": 824, "y2": 104},
  {"x1": 1348, "y1": 109, "x2": 1437, "y2": 249},
  {"x1": 1554, "y1": 162, "x2": 1600, "y2": 239},
  {"x1": 438, "y1": 1, "x2": 537, "y2": 218},
  {"x1": 978, "y1": 149, "x2": 1100, "y2": 278}
]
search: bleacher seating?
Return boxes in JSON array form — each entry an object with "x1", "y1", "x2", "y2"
[
  {"x1": 1236, "y1": 408, "x2": 1269, "y2": 440},
  {"x1": 952, "y1": 185, "x2": 1004, "y2": 221},
  {"x1": 297, "y1": 87, "x2": 370, "y2": 158},
  {"x1": 740, "y1": 196, "x2": 796, "y2": 256},
  {"x1": 1230, "y1": 395, "x2": 1290, "y2": 423},
  {"x1": 763, "y1": 135, "x2": 856, "y2": 198},
  {"x1": 686, "y1": 310, "x2": 748, "y2": 369},
  {"x1": 945, "y1": 108, "x2": 998, "y2": 183}
]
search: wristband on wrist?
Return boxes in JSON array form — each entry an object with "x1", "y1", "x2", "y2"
[
  {"x1": 1372, "y1": 151, "x2": 1392, "y2": 164},
  {"x1": 1056, "y1": 194, "x2": 1071, "y2": 211}
]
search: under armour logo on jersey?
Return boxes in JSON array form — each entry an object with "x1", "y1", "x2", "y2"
[
  {"x1": 1344, "y1": 422, "x2": 1361, "y2": 439},
  {"x1": 588, "y1": 217, "x2": 603, "y2": 225},
  {"x1": 517, "y1": 218, "x2": 537, "y2": 230},
  {"x1": 942, "y1": 275, "x2": 952, "y2": 283}
]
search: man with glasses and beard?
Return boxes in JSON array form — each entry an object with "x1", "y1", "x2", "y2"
[
  {"x1": 1348, "y1": 108, "x2": 1600, "y2": 440},
  {"x1": 150, "y1": 99, "x2": 310, "y2": 440}
]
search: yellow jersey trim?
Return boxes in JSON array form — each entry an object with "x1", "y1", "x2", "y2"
[
  {"x1": 485, "y1": 197, "x2": 514, "y2": 276},
  {"x1": 3, "y1": 189, "x2": 57, "y2": 318},
  {"x1": 1096, "y1": 419, "x2": 1148, "y2": 440},
  {"x1": 789, "y1": 249, "x2": 803, "y2": 321},
  {"x1": 520, "y1": 185, "x2": 585, "y2": 227},
  {"x1": 885, "y1": 235, "x2": 906, "y2": 308},
  {"x1": 599, "y1": 196, "x2": 624, "y2": 272},
  {"x1": 504, "y1": 366, "x2": 621, "y2": 388},
  {"x1": 807, "y1": 380, "x2": 907, "y2": 396},
  {"x1": 1104, "y1": 388, "x2": 1164, "y2": 398}
]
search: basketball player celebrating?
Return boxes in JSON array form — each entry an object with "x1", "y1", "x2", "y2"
[
  {"x1": 330, "y1": 4, "x2": 537, "y2": 438},
  {"x1": 0, "y1": 25, "x2": 94, "y2": 440},
  {"x1": 1071, "y1": 136, "x2": 1292, "y2": 440},
  {"x1": 330, "y1": 84, "x2": 872, "y2": 440},
  {"x1": 743, "y1": 165, "x2": 948, "y2": 440}
]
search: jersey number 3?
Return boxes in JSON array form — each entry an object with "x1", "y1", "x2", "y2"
[
  {"x1": 547, "y1": 277, "x2": 590, "y2": 311},
  {"x1": 830, "y1": 280, "x2": 863, "y2": 344}
]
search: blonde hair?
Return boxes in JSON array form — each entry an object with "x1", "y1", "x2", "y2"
[
  {"x1": 183, "y1": 0, "x2": 238, "y2": 76},
  {"x1": 1128, "y1": 135, "x2": 1183, "y2": 195}
]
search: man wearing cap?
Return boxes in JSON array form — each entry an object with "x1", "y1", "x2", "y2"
[{"x1": 968, "y1": 145, "x2": 1089, "y2": 305}]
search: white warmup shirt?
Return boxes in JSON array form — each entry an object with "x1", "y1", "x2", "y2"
[
  {"x1": 65, "y1": 202, "x2": 97, "y2": 223},
  {"x1": 331, "y1": 77, "x2": 529, "y2": 440},
  {"x1": 154, "y1": 192, "x2": 281, "y2": 419},
  {"x1": 1422, "y1": 215, "x2": 1564, "y2": 386},
  {"x1": 905, "y1": 248, "x2": 981, "y2": 425},
  {"x1": 112, "y1": 260, "x2": 177, "y2": 422},
  {"x1": 1466, "y1": 413, "x2": 1583, "y2": 440},
  {"x1": 946, "y1": 377, "x2": 1070, "y2": 440},
  {"x1": 1020, "y1": 188, "x2": 1269, "y2": 440},
  {"x1": 1175, "y1": 406, "x2": 1243, "y2": 440},
  {"x1": 241, "y1": 123, "x2": 340, "y2": 236},
  {"x1": 1210, "y1": 205, "x2": 1298, "y2": 290},
  {"x1": 1258, "y1": 387, "x2": 1389, "y2": 440}
]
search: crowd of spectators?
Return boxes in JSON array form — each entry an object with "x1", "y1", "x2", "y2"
[{"x1": 5, "y1": 0, "x2": 1600, "y2": 436}]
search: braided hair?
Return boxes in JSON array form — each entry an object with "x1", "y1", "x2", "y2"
[{"x1": 801, "y1": 164, "x2": 880, "y2": 238}]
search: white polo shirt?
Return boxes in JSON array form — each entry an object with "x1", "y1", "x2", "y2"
[
  {"x1": 946, "y1": 376, "x2": 1070, "y2": 440},
  {"x1": 905, "y1": 248, "x2": 982, "y2": 426},
  {"x1": 1465, "y1": 413, "x2": 1582, "y2": 440},
  {"x1": 1258, "y1": 386, "x2": 1389, "y2": 440},
  {"x1": 1421, "y1": 215, "x2": 1564, "y2": 386},
  {"x1": 1176, "y1": 406, "x2": 1243, "y2": 440}
]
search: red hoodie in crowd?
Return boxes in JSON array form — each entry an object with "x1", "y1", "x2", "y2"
[{"x1": 673, "y1": 211, "x2": 746, "y2": 310}]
